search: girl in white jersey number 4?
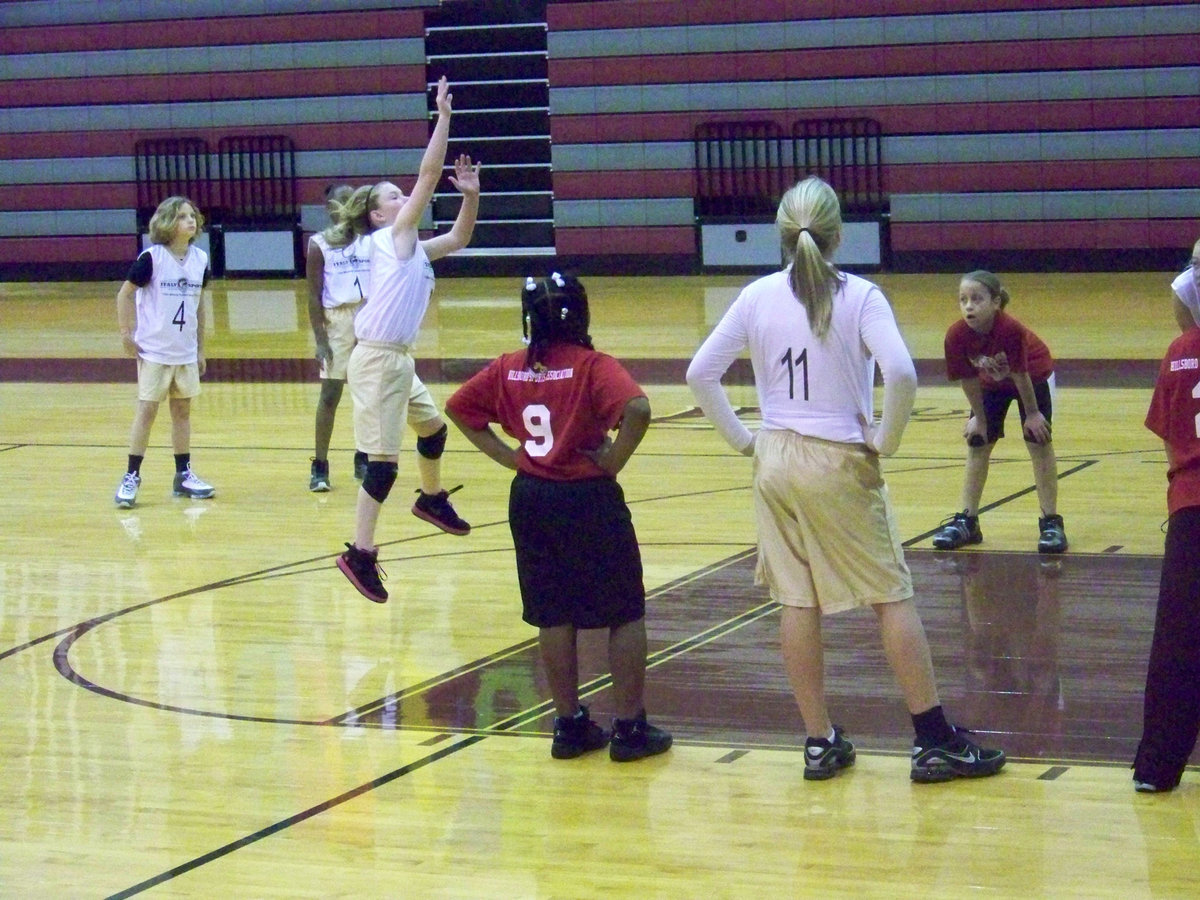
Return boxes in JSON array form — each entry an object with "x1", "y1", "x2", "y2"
[{"x1": 114, "y1": 196, "x2": 215, "y2": 508}]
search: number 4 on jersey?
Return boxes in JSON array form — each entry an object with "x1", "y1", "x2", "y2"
[{"x1": 172, "y1": 300, "x2": 186, "y2": 331}]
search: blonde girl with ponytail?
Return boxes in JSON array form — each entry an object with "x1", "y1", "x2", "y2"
[{"x1": 688, "y1": 175, "x2": 1006, "y2": 784}]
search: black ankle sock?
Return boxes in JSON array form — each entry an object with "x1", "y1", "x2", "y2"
[
  {"x1": 912, "y1": 705, "x2": 956, "y2": 747},
  {"x1": 127, "y1": 454, "x2": 143, "y2": 475},
  {"x1": 806, "y1": 728, "x2": 837, "y2": 747},
  {"x1": 174, "y1": 453, "x2": 190, "y2": 474},
  {"x1": 556, "y1": 707, "x2": 586, "y2": 726},
  {"x1": 614, "y1": 710, "x2": 646, "y2": 733}
]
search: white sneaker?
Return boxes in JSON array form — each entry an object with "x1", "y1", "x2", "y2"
[
  {"x1": 115, "y1": 472, "x2": 141, "y2": 508},
  {"x1": 173, "y1": 464, "x2": 215, "y2": 499}
]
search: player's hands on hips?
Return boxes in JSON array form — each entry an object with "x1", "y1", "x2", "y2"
[
  {"x1": 434, "y1": 76, "x2": 452, "y2": 117},
  {"x1": 1023, "y1": 410, "x2": 1051, "y2": 444},
  {"x1": 448, "y1": 154, "x2": 480, "y2": 197},
  {"x1": 581, "y1": 435, "x2": 618, "y2": 474},
  {"x1": 861, "y1": 420, "x2": 881, "y2": 455},
  {"x1": 857, "y1": 413, "x2": 887, "y2": 456}
]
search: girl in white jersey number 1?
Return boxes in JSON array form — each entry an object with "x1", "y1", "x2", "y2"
[
  {"x1": 306, "y1": 184, "x2": 371, "y2": 492},
  {"x1": 687, "y1": 176, "x2": 1005, "y2": 784},
  {"x1": 113, "y1": 195, "x2": 215, "y2": 509}
]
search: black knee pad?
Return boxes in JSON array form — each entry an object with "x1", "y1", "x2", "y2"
[
  {"x1": 362, "y1": 460, "x2": 398, "y2": 502},
  {"x1": 416, "y1": 424, "x2": 448, "y2": 460}
]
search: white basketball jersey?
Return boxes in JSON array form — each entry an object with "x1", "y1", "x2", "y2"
[
  {"x1": 311, "y1": 233, "x2": 370, "y2": 308},
  {"x1": 697, "y1": 269, "x2": 902, "y2": 444},
  {"x1": 134, "y1": 244, "x2": 209, "y2": 365},
  {"x1": 353, "y1": 227, "x2": 435, "y2": 346}
]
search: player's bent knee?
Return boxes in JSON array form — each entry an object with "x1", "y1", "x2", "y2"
[
  {"x1": 416, "y1": 424, "x2": 448, "y2": 459},
  {"x1": 363, "y1": 461, "x2": 398, "y2": 502}
]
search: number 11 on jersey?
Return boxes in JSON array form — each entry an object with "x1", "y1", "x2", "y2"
[{"x1": 780, "y1": 346, "x2": 809, "y2": 401}]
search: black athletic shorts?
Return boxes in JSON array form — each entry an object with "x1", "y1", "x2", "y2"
[
  {"x1": 508, "y1": 472, "x2": 645, "y2": 629},
  {"x1": 982, "y1": 377, "x2": 1054, "y2": 444}
]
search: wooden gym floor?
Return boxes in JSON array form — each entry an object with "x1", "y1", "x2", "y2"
[{"x1": 1, "y1": 271, "x2": 1197, "y2": 898}]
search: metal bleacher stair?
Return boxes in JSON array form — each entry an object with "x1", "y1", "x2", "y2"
[{"x1": 424, "y1": 0, "x2": 554, "y2": 272}]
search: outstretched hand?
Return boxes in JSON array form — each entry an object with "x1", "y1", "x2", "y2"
[
  {"x1": 434, "y1": 76, "x2": 452, "y2": 117},
  {"x1": 448, "y1": 154, "x2": 480, "y2": 196}
]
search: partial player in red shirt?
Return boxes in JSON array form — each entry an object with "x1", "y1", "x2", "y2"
[
  {"x1": 931, "y1": 270, "x2": 1067, "y2": 554},
  {"x1": 446, "y1": 273, "x2": 671, "y2": 763},
  {"x1": 1133, "y1": 324, "x2": 1200, "y2": 793}
]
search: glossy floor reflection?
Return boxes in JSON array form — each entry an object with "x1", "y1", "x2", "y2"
[{"x1": 339, "y1": 550, "x2": 1163, "y2": 766}]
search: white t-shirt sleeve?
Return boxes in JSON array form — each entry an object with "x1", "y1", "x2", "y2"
[
  {"x1": 859, "y1": 290, "x2": 917, "y2": 456},
  {"x1": 686, "y1": 302, "x2": 755, "y2": 453}
]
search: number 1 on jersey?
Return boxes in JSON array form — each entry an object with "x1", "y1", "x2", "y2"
[{"x1": 780, "y1": 346, "x2": 809, "y2": 401}]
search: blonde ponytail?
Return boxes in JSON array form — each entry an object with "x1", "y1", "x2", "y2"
[
  {"x1": 320, "y1": 184, "x2": 357, "y2": 247},
  {"x1": 776, "y1": 176, "x2": 844, "y2": 338}
]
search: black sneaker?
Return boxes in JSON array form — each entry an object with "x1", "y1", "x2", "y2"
[
  {"x1": 551, "y1": 705, "x2": 610, "y2": 759},
  {"x1": 172, "y1": 464, "x2": 215, "y2": 499},
  {"x1": 1132, "y1": 743, "x2": 1183, "y2": 794},
  {"x1": 932, "y1": 511, "x2": 982, "y2": 550},
  {"x1": 911, "y1": 726, "x2": 1006, "y2": 783},
  {"x1": 1133, "y1": 779, "x2": 1175, "y2": 794},
  {"x1": 336, "y1": 542, "x2": 388, "y2": 603},
  {"x1": 610, "y1": 711, "x2": 672, "y2": 762},
  {"x1": 310, "y1": 458, "x2": 331, "y2": 492},
  {"x1": 1038, "y1": 514, "x2": 1068, "y2": 554},
  {"x1": 804, "y1": 726, "x2": 856, "y2": 781},
  {"x1": 353, "y1": 452, "x2": 368, "y2": 482},
  {"x1": 412, "y1": 485, "x2": 471, "y2": 536}
]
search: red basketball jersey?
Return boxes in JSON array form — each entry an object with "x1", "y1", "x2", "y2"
[
  {"x1": 1145, "y1": 328, "x2": 1200, "y2": 515},
  {"x1": 944, "y1": 310, "x2": 1053, "y2": 389},
  {"x1": 447, "y1": 343, "x2": 645, "y2": 481}
]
